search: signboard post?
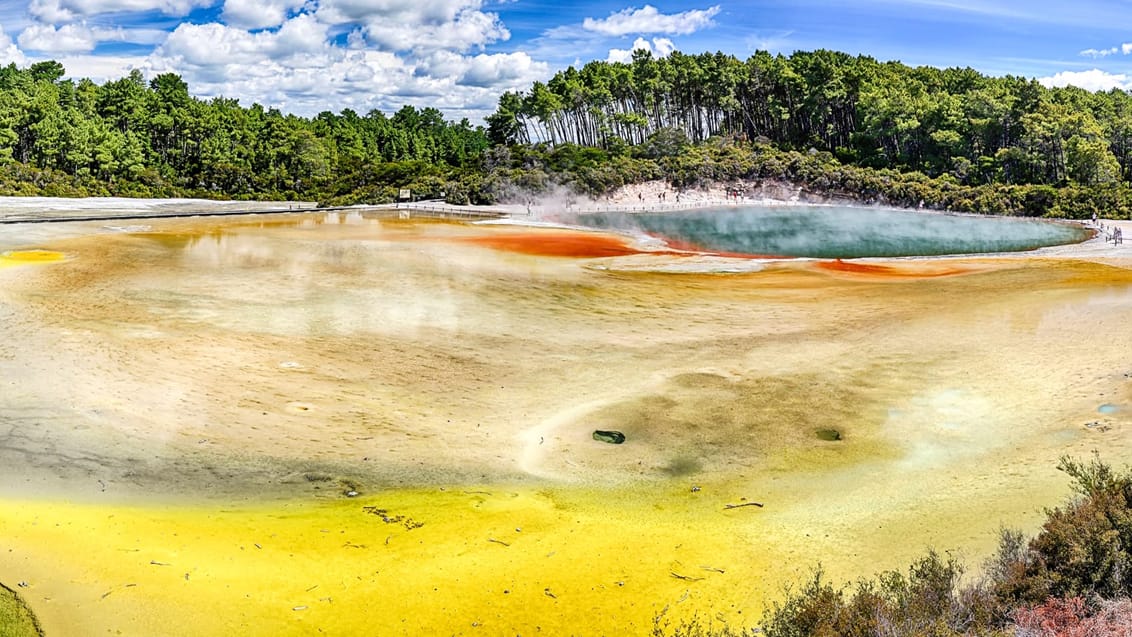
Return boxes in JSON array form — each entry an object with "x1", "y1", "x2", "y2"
[{"x1": 398, "y1": 188, "x2": 411, "y2": 218}]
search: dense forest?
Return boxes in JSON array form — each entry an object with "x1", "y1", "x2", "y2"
[
  {"x1": 4, "y1": 49, "x2": 1132, "y2": 217},
  {"x1": 487, "y1": 49, "x2": 1132, "y2": 218},
  {"x1": 489, "y1": 49, "x2": 1129, "y2": 185},
  {"x1": 0, "y1": 60, "x2": 488, "y2": 203}
]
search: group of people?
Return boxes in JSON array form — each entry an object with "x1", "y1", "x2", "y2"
[
  {"x1": 634, "y1": 190, "x2": 680, "y2": 203},
  {"x1": 1091, "y1": 213, "x2": 1124, "y2": 245}
]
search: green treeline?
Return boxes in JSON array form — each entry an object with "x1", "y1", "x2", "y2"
[
  {"x1": 0, "y1": 60, "x2": 486, "y2": 202},
  {"x1": 5, "y1": 50, "x2": 1132, "y2": 217},
  {"x1": 487, "y1": 49, "x2": 1132, "y2": 218},
  {"x1": 490, "y1": 49, "x2": 1132, "y2": 187}
]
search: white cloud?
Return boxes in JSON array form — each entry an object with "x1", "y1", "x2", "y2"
[
  {"x1": 148, "y1": 37, "x2": 403, "y2": 107},
  {"x1": 29, "y1": 0, "x2": 213, "y2": 22},
  {"x1": 1080, "y1": 43, "x2": 1132, "y2": 58},
  {"x1": 361, "y1": 7, "x2": 508, "y2": 52},
  {"x1": 18, "y1": 23, "x2": 96, "y2": 53},
  {"x1": 222, "y1": 0, "x2": 306, "y2": 30},
  {"x1": 345, "y1": 27, "x2": 365, "y2": 49},
  {"x1": 1039, "y1": 69, "x2": 1132, "y2": 92},
  {"x1": 18, "y1": 21, "x2": 169, "y2": 53},
  {"x1": 606, "y1": 36, "x2": 673, "y2": 63},
  {"x1": 157, "y1": 14, "x2": 332, "y2": 68},
  {"x1": 55, "y1": 53, "x2": 143, "y2": 82},
  {"x1": 0, "y1": 24, "x2": 27, "y2": 66},
  {"x1": 145, "y1": 11, "x2": 546, "y2": 119},
  {"x1": 6, "y1": 0, "x2": 551, "y2": 122},
  {"x1": 316, "y1": 0, "x2": 476, "y2": 26},
  {"x1": 269, "y1": 12, "x2": 331, "y2": 56},
  {"x1": 583, "y1": 4, "x2": 720, "y2": 36},
  {"x1": 303, "y1": 0, "x2": 510, "y2": 53},
  {"x1": 455, "y1": 51, "x2": 545, "y2": 87},
  {"x1": 92, "y1": 25, "x2": 169, "y2": 44},
  {"x1": 1080, "y1": 47, "x2": 1117, "y2": 58}
]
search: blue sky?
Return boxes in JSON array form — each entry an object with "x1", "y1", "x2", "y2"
[{"x1": 2, "y1": 0, "x2": 1132, "y2": 121}]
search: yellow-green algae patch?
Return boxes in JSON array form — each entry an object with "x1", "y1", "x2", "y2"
[
  {"x1": 0, "y1": 475, "x2": 1059, "y2": 637},
  {"x1": 0, "y1": 250, "x2": 66, "y2": 268},
  {"x1": 0, "y1": 488, "x2": 754, "y2": 635}
]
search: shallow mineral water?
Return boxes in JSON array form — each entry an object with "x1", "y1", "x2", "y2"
[
  {"x1": 574, "y1": 205, "x2": 1091, "y2": 257},
  {"x1": 0, "y1": 210, "x2": 1129, "y2": 635}
]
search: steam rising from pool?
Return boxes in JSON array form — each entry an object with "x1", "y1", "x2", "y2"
[{"x1": 574, "y1": 205, "x2": 1090, "y2": 257}]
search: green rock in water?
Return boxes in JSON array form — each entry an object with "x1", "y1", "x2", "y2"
[
  {"x1": 815, "y1": 428, "x2": 842, "y2": 441},
  {"x1": 593, "y1": 430, "x2": 626, "y2": 444}
]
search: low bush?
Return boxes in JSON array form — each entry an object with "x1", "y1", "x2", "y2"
[{"x1": 655, "y1": 457, "x2": 1132, "y2": 637}]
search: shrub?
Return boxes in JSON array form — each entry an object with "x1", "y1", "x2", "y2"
[
  {"x1": 1012, "y1": 597, "x2": 1132, "y2": 636},
  {"x1": 748, "y1": 458, "x2": 1132, "y2": 637},
  {"x1": 760, "y1": 552, "x2": 995, "y2": 637},
  {"x1": 990, "y1": 456, "x2": 1132, "y2": 606}
]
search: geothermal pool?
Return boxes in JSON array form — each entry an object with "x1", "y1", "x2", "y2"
[
  {"x1": 0, "y1": 209, "x2": 1129, "y2": 635},
  {"x1": 575, "y1": 205, "x2": 1091, "y2": 257}
]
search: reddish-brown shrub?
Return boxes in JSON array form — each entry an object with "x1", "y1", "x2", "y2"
[{"x1": 1012, "y1": 597, "x2": 1132, "y2": 636}]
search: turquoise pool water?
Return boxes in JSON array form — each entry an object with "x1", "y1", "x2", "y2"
[{"x1": 575, "y1": 205, "x2": 1091, "y2": 258}]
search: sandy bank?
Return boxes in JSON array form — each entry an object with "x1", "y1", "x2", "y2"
[
  {"x1": 0, "y1": 196, "x2": 318, "y2": 221},
  {"x1": 507, "y1": 178, "x2": 839, "y2": 216}
]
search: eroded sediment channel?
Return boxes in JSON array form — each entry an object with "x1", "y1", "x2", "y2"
[{"x1": 0, "y1": 211, "x2": 1130, "y2": 635}]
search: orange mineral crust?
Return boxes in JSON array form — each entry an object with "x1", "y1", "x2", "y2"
[
  {"x1": 816, "y1": 258, "x2": 973, "y2": 278},
  {"x1": 456, "y1": 229, "x2": 649, "y2": 257},
  {"x1": 646, "y1": 234, "x2": 789, "y2": 259},
  {"x1": 458, "y1": 228, "x2": 792, "y2": 260}
]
